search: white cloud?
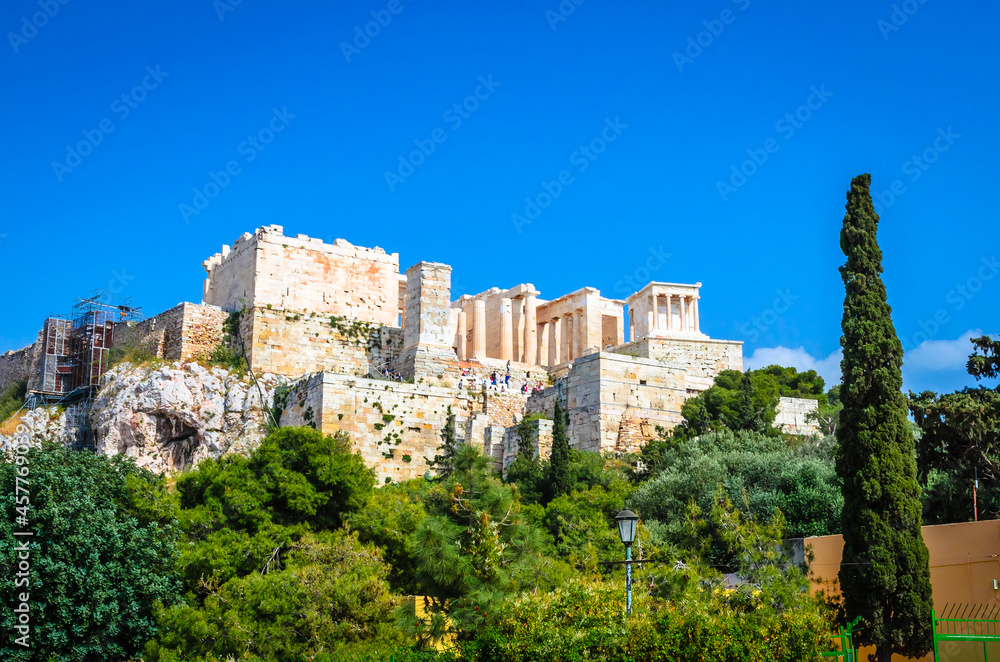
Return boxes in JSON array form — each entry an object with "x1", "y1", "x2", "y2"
[
  {"x1": 746, "y1": 331, "x2": 996, "y2": 394},
  {"x1": 744, "y1": 345, "x2": 842, "y2": 387},
  {"x1": 903, "y1": 329, "x2": 983, "y2": 373}
]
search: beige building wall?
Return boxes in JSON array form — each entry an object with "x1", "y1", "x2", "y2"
[
  {"x1": 241, "y1": 306, "x2": 403, "y2": 378},
  {"x1": 526, "y1": 351, "x2": 687, "y2": 453},
  {"x1": 612, "y1": 336, "x2": 743, "y2": 392},
  {"x1": 202, "y1": 225, "x2": 401, "y2": 326},
  {"x1": 279, "y1": 372, "x2": 475, "y2": 484},
  {"x1": 807, "y1": 520, "x2": 1000, "y2": 662}
]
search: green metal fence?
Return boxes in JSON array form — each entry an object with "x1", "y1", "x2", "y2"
[
  {"x1": 933, "y1": 603, "x2": 1000, "y2": 661},
  {"x1": 821, "y1": 617, "x2": 861, "y2": 662}
]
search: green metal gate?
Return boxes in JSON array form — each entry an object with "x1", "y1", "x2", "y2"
[
  {"x1": 934, "y1": 603, "x2": 1000, "y2": 661},
  {"x1": 822, "y1": 617, "x2": 861, "y2": 662}
]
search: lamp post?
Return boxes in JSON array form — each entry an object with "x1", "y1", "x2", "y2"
[{"x1": 614, "y1": 508, "x2": 639, "y2": 615}]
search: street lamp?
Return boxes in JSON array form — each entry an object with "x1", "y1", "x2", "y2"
[{"x1": 614, "y1": 508, "x2": 639, "y2": 615}]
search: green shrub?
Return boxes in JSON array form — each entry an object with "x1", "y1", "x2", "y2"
[
  {"x1": 0, "y1": 377, "x2": 27, "y2": 424},
  {"x1": 107, "y1": 341, "x2": 156, "y2": 369}
]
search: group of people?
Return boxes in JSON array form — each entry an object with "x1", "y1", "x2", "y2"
[
  {"x1": 381, "y1": 367, "x2": 403, "y2": 381},
  {"x1": 457, "y1": 363, "x2": 545, "y2": 394}
]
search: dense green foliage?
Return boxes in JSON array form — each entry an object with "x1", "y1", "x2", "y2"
[
  {"x1": 546, "y1": 401, "x2": 571, "y2": 501},
  {"x1": 147, "y1": 427, "x2": 391, "y2": 661},
  {"x1": 430, "y1": 406, "x2": 458, "y2": 478},
  {"x1": 0, "y1": 445, "x2": 180, "y2": 662},
  {"x1": 345, "y1": 480, "x2": 427, "y2": 594},
  {"x1": 669, "y1": 365, "x2": 826, "y2": 441},
  {"x1": 464, "y1": 494, "x2": 828, "y2": 662},
  {"x1": 0, "y1": 377, "x2": 27, "y2": 424},
  {"x1": 911, "y1": 335, "x2": 1000, "y2": 524},
  {"x1": 402, "y1": 444, "x2": 561, "y2": 644},
  {"x1": 633, "y1": 430, "x2": 842, "y2": 551},
  {"x1": 835, "y1": 173, "x2": 933, "y2": 661},
  {"x1": 504, "y1": 414, "x2": 547, "y2": 504}
]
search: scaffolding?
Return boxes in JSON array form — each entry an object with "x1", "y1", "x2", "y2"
[
  {"x1": 30, "y1": 290, "x2": 144, "y2": 399},
  {"x1": 26, "y1": 291, "x2": 144, "y2": 449}
]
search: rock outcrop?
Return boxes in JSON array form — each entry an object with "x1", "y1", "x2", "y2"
[{"x1": 2, "y1": 361, "x2": 283, "y2": 473}]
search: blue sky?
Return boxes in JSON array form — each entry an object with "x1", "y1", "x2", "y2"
[{"x1": 1, "y1": 0, "x2": 997, "y2": 395}]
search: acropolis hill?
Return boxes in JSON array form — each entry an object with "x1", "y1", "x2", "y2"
[{"x1": 0, "y1": 225, "x2": 817, "y2": 482}]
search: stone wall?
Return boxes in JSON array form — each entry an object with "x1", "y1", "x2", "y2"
[
  {"x1": 501, "y1": 418, "x2": 554, "y2": 473},
  {"x1": 279, "y1": 372, "x2": 476, "y2": 485},
  {"x1": 0, "y1": 344, "x2": 36, "y2": 395},
  {"x1": 527, "y1": 351, "x2": 687, "y2": 454},
  {"x1": 112, "y1": 302, "x2": 227, "y2": 362},
  {"x1": 240, "y1": 305, "x2": 402, "y2": 379},
  {"x1": 612, "y1": 337, "x2": 743, "y2": 392},
  {"x1": 774, "y1": 396, "x2": 820, "y2": 436},
  {"x1": 203, "y1": 225, "x2": 401, "y2": 326}
]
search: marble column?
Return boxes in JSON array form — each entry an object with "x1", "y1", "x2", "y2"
[
  {"x1": 456, "y1": 310, "x2": 467, "y2": 360},
  {"x1": 573, "y1": 311, "x2": 582, "y2": 358},
  {"x1": 664, "y1": 293, "x2": 672, "y2": 332},
  {"x1": 679, "y1": 295, "x2": 687, "y2": 332},
  {"x1": 523, "y1": 295, "x2": 537, "y2": 365},
  {"x1": 537, "y1": 321, "x2": 549, "y2": 367},
  {"x1": 550, "y1": 318, "x2": 561, "y2": 366},
  {"x1": 559, "y1": 315, "x2": 575, "y2": 363},
  {"x1": 473, "y1": 298, "x2": 486, "y2": 359},
  {"x1": 693, "y1": 297, "x2": 700, "y2": 333},
  {"x1": 646, "y1": 295, "x2": 654, "y2": 337},
  {"x1": 500, "y1": 298, "x2": 513, "y2": 361}
]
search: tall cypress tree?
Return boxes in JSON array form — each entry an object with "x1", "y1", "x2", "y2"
[
  {"x1": 547, "y1": 401, "x2": 571, "y2": 501},
  {"x1": 431, "y1": 405, "x2": 457, "y2": 478},
  {"x1": 836, "y1": 174, "x2": 933, "y2": 662}
]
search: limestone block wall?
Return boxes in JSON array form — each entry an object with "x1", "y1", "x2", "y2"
[
  {"x1": 177, "y1": 304, "x2": 229, "y2": 359},
  {"x1": 403, "y1": 262, "x2": 452, "y2": 349},
  {"x1": 527, "y1": 352, "x2": 688, "y2": 454},
  {"x1": 203, "y1": 225, "x2": 401, "y2": 326},
  {"x1": 595, "y1": 352, "x2": 688, "y2": 453},
  {"x1": 112, "y1": 303, "x2": 227, "y2": 362},
  {"x1": 482, "y1": 423, "x2": 506, "y2": 471},
  {"x1": 612, "y1": 337, "x2": 742, "y2": 392},
  {"x1": 280, "y1": 372, "x2": 475, "y2": 484},
  {"x1": 277, "y1": 371, "x2": 325, "y2": 430},
  {"x1": 201, "y1": 230, "x2": 258, "y2": 311},
  {"x1": 501, "y1": 418, "x2": 554, "y2": 473},
  {"x1": 241, "y1": 306, "x2": 401, "y2": 379},
  {"x1": 774, "y1": 396, "x2": 820, "y2": 436},
  {"x1": 399, "y1": 262, "x2": 458, "y2": 379},
  {"x1": 0, "y1": 344, "x2": 35, "y2": 394}
]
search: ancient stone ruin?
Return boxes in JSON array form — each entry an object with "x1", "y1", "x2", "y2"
[{"x1": 1, "y1": 224, "x2": 818, "y2": 480}]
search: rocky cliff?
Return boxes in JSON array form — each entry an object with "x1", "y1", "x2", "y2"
[{"x1": 2, "y1": 361, "x2": 283, "y2": 473}]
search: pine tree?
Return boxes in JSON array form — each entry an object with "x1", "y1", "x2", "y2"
[
  {"x1": 547, "y1": 401, "x2": 571, "y2": 501},
  {"x1": 836, "y1": 174, "x2": 933, "y2": 662},
  {"x1": 431, "y1": 405, "x2": 457, "y2": 478}
]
